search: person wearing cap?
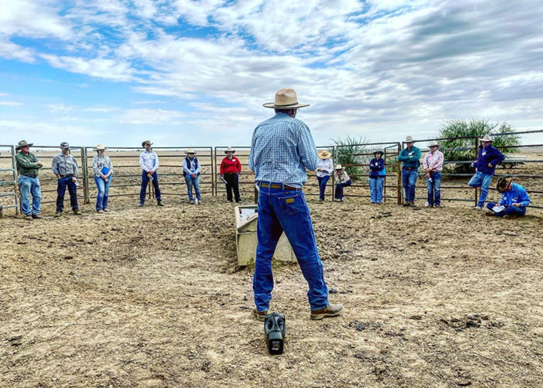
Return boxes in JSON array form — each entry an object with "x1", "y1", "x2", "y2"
[
  {"x1": 15, "y1": 140, "x2": 44, "y2": 220},
  {"x1": 369, "y1": 150, "x2": 386, "y2": 204},
  {"x1": 316, "y1": 150, "x2": 333, "y2": 201},
  {"x1": 183, "y1": 149, "x2": 202, "y2": 204},
  {"x1": 486, "y1": 177, "x2": 531, "y2": 218},
  {"x1": 139, "y1": 141, "x2": 163, "y2": 207},
  {"x1": 219, "y1": 146, "x2": 242, "y2": 203},
  {"x1": 468, "y1": 134, "x2": 505, "y2": 210},
  {"x1": 398, "y1": 136, "x2": 421, "y2": 206},
  {"x1": 249, "y1": 88, "x2": 342, "y2": 321},
  {"x1": 92, "y1": 144, "x2": 113, "y2": 213},
  {"x1": 52, "y1": 142, "x2": 81, "y2": 217},
  {"x1": 423, "y1": 141, "x2": 444, "y2": 208},
  {"x1": 334, "y1": 164, "x2": 352, "y2": 202}
]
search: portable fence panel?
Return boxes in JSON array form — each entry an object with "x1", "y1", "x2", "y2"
[
  {"x1": 84, "y1": 146, "x2": 215, "y2": 204},
  {"x1": 214, "y1": 146, "x2": 254, "y2": 200},
  {"x1": 0, "y1": 145, "x2": 19, "y2": 215},
  {"x1": 335, "y1": 142, "x2": 402, "y2": 204}
]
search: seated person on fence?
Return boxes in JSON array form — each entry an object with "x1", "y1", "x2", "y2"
[
  {"x1": 334, "y1": 164, "x2": 352, "y2": 202},
  {"x1": 486, "y1": 176, "x2": 531, "y2": 218}
]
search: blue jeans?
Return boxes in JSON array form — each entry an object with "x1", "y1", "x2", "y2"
[
  {"x1": 402, "y1": 169, "x2": 418, "y2": 203},
  {"x1": 140, "y1": 171, "x2": 161, "y2": 203},
  {"x1": 185, "y1": 174, "x2": 201, "y2": 201},
  {"x1": 56, "y1": 177, "x2": 78, "y2": 212},
  {"x1": 426, "y1": 171, "x2": 442, "y2": 206},
  {"x1": 254, "y1": 184, "x2": 328, "y2": 312},
  {"x1": 335, "y1": 180, "x2": 352, "y2": 200},
  {"x1": 317, "y1": 175, "x2": 330, "y2": 200},
  {"x1": 369, "y1": 177, "x2": 384, "y2": 203},
  {"x1": 486, "y1": 202, "x2": 526, "y2": 217},
  {"x1": 18, "y1": 175, "x2": 41, "y2": 215},
  {"x1": 468, "y1": 171, "x2": 493, "y2": 207},
  {"x1": 94, "y1": 176, "x2": 112, "y2": 211}
]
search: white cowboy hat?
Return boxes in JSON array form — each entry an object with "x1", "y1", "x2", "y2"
[
  {"x1": 185, "y1": 148, "x2": 197, "y2": 154},
  {"x1": 428, "y1": 141, "x2": 440, "y2": 148},
  {"x1": 405, "y1": 136, "x2": 414, "y2": 142},
  {"x1": 480, "y1": 134, "x2": 494, "y2": 142},
  {"x1": 318, "y1": 150, "x2": 332, "y2": 159},
  {"x1": 224, "y1": 146, "x2": 235, "y2": 154},
  {"x1": 263, "y1": 88, "x2": 310, "y2": 109},
  {"x1": 94, "y1": 143, "x2": 106, "y2": 151},
  {"x1": 335, "y1": 164, "x2": 343, "y2": 170}
]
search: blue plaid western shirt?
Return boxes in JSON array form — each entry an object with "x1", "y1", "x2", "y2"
[{"x1": 249, "y1": 112, "x2": 318, "y2": 188}]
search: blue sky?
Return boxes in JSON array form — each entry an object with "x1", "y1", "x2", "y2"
[{"x1": 1, "y1": 0, "x2": 542, "y2": 148}]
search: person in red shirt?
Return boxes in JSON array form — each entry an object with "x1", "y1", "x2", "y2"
[{"x1": 219, "y1": 146, "x2": 242, "y2": 202}]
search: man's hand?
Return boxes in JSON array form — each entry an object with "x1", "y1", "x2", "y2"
[
  {"x1": 512, "y1": 203, "x2": 521, "y2": 207},
  {"x1": 72, "y1": 177, "x2": 77, "y2": 183},
  {"x1": 426, "y1": 172, "x2": 431, "y2": 178},
  {"x1": 147, "y1": 171, "x2": 153, "y2": 178},
  {"x1": 36, "y1": 162, "x2": 43, "y2": 166},
  {"x1": 317, "y1": 168, "x2": 322, "y2": 172},
  {"x1": 488, "y1": 163, "x2": 493, "y2": 168},
  {"x1": 191, "y1": 173, "x2": 196, "y2": 178}
]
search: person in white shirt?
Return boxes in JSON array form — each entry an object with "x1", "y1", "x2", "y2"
[
  {"x1": 139, "y1": 140, "x2": 163, "y2": 207},
  {"x1": 334, "y1": 164, "x2": 352, "y2": 202},
  {"x1": 316, "y1": 150, "x2": 334, "y2": 201}
]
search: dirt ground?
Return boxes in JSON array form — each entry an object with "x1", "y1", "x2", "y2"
[{"x1": 1, "y1": 191, "x2": 543, "y2": 387}]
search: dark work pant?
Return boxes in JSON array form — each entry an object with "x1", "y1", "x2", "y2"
[
  {"x1": 486, "y1": 202, "x2": 526, "y2": 217},
  {"x1": 56, "y1": 177, "x2": 78, "y2": 212},
  {"x1": 317, "y1": 175, "x2": 330, "y2": 200},
  {"x1": 224, "y1": 173, "x2": 241, "y2": 202},
  {"x1": 140, "y1": 171, "x2": 161, "y2": 203}
]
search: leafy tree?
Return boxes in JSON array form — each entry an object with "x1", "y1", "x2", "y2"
[{"x1": 437, "y1": 119, "x2": 521, "y2": 173}]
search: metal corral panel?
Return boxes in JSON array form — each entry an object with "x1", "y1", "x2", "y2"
[{"x1": 235, "y1": 205, "x2": 296, "y2": 266}]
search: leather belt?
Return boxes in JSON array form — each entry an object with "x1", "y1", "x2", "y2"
[
  {"x1": 22, "y1": 174, "x2": 37, "y2": 178},
  {"x1": 260, "y1": 182, "x2": 297, "y2": 190},
  {"x1": 60, "y1": 174, "x2": 74, "y2": 177},
  {"x1": 402, "y1": 167, "x2": 418, "y2": 171}
]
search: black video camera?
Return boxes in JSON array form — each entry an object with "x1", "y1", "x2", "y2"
[{"x1": 264, "y1": 312, "x2": 286, "y2": 355}]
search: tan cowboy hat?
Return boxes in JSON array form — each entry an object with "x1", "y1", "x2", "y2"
[
  {"x1": 94, "y1": 144, "x2": 106, "y2": 151},
  {"x1": 480, "y1": 134, "x2": 494, "y2": 142},
  {"x1": 405, "y1": 136, "x2": 414, "y2": 142},
  {"x1": 16, "y1": 140, "x2": 33, "y2": 150},
  {"x1": 142, "y1": 140, "x2": 153, "y2": 147},
  {"x1": 497, "y1": 176, "x2": 513, "y2": 193},
  {"x1": 185, "y1": 148, "x2": 197, "y2": 155},
  {"x1": 263, "y1": 88, "x2": 310, "y2": 109},
  {"x1": 224, "y1": 146, "x2": 235, "y2": 154},
  {"x1": 335, "y1": 164, "x2": 343, "y2": 170},
  {"x1": 428, "y1": 140, "x2": 440, "y2": 148},
  {"x1": 318, "y1": 150, "x2": 331, "y2": 159}
]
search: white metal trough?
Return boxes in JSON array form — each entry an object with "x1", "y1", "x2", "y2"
[{"x1": 235, "y1": 205, "x2": 296, "y2": 266}]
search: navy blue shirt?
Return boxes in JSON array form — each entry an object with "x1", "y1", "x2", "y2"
[{"x1": 473, "y1": 144, "x2": 504, "y2": 175}]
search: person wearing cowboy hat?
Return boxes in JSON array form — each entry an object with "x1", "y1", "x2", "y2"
[
  {"x1": 468, "y1": 134, "x2": 505, "y2": 210},
  {"x1": 369, "y1": 150, "x2": 386, "y2": 204},
  {"x1": 334, "y1": 164, "x2": 352, "y2": 202},
  {"x1": 398, "y1": 135, "x2": 421, "y2": 206},
  {"x1": 219, "y1": 146, "x2": 242, "y2": 203},
  {"x1": 52, "y1": 142, "x2": 81, "y2": 217},
  {"x1": 92, "y1": 144, "x2": 114, "y2": 213},
  {"x1": 139, "y1": 140, "x2": 163, "y2": 207},
  {"x1": 423, "y1": 141, "x2": 444, "y2": 208},
  {"x1": 15, "y1": 140, "x2": 44, "y2": 220},
  {"x1": 485, "y1": 176, "x2": 530, "y2": 218},
  {"x1": 316, "y1": 150, "x2": 333, "y2": 201},
  {"x1": 183, "y1": 148, "x2": 202, "y2": 204},
  {"x1": 249, "y1": 88, "x2": 342, "y2": 322}
]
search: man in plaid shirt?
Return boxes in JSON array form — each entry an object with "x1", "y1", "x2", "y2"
[{"x1": 249, "y1": 88, "x2": 343, "y2": 321}]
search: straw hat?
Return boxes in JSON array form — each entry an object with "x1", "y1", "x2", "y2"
[
  {"x1": 335, "y1": 164, "x2": 343, "y2": 170},
  {"x1": 16, "y1": 140, "x2": 33, "y2": 150},
  {"x1": 318, "y1": 150, "x2": 332, "y2": 159},
  {"x1": 263, "y1": 88, "x2": 310, "y2": 109},
  {"x1": 224, "y1": 146, "x2": 235, "y2": 154},
  {"x1": 428, "y1": 140, "x2": 440, "y2": 148},
  {"x1": 497, "y1": 176, "x2": 513, "y2": 193},
  {"x1": 373, "y1": 150, "x2": 384, "y2": 156},
  {"x1": 480, "y1": 134, "x2": 494, "y2": 142},
  {"x1": 405, "y1": 136, "x2": 414, "y2": 143},
  {"x1": 142, "y1": 140, "x2": 153, "y2": 147},
  {"x1": 185, "y1": 148, "x2": 197, "y2": 155},
  {"x1": 95, "y1": 144, "x2": 106, "y2": 151}
]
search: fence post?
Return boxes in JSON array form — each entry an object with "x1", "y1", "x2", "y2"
[
  {"x1": 397, "y1": 142, "x2": 402, "y2": 205},
  {"x1": 474, "y1": 137, "x2": 479, "y2": 206},
  {"x1": 82, "y1": 147, "x2": 90, "y2": 204},
  {"x1": 11, "y1": 145, "x2": 20, "y2": 215},
  {"x1": 212, "y1": 146, "x2": 216, "y2": 197}
]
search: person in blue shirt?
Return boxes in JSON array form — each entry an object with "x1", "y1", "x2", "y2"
[
  {"x1": 486, "y1": 176, "x2": 531, "y2": 218},
  {"x1": 398, "y1": 136, "x2": 421, "y2": 206},
  {"x1": 182, "y1": 148, "x2": 202, "y2": 204},
  {"x1": 468, "y1": 134, "x2": 505, "y2": 210},
  {"x1": 249, "y1": 88, "x2": 342, "y2": 322},
  {"x1": 369, "y1": 150, "x2": 386, "y2": 204}
]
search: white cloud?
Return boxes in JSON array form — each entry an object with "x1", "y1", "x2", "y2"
[
  {"x1": 40, "y1": 54, "x2": 136, "y2": 82},
  {"x1": 84, "y1": 107, "x2": 119, "y2": 112},
  {"x1": 115, "y1": 108, "x2": 185, "y2": 124},
  {"x1": 0, "y1": 101, "x2": 23, "y2": 106},
  {"x1": 0, "y1": 39, "x2": 37, "y2": 63},
  {"x1": 47, "y1": 104, "x2": 73, "y2": 113}
]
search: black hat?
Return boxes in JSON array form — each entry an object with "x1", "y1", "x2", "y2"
[{"x1": 373, "y1": 150, "x2": 384, "y2": 156}]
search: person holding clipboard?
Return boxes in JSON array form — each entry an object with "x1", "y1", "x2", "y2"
[{"x1": 92, "y1": 144, "x2": 113, "y2": 213}]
